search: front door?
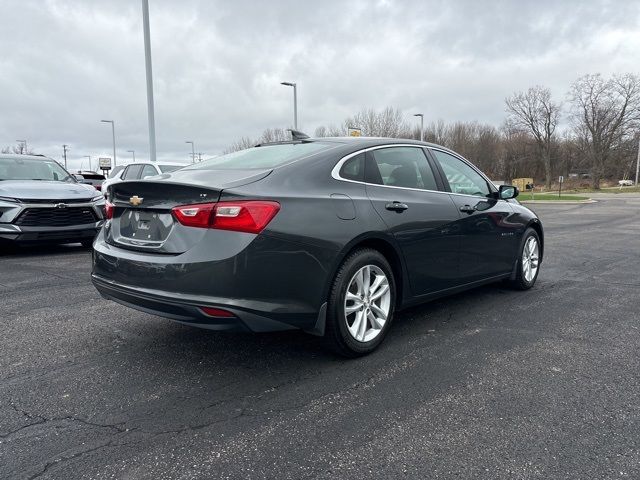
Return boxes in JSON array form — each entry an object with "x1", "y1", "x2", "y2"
[
  {"x1": 429, "y1": 148, "x2": 519, "y2": 282},
  {"x1": 364, "y1": 146, "x2": 461, "y2": 296}
]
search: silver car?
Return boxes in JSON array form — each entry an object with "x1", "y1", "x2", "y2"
[{"x1": 0, "y1": 154, "x2": 105, "y2": 246}]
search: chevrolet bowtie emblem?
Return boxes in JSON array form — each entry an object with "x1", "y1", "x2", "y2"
[{"x1": 129, "y1": 195, "x2": 143, "y2": 206}]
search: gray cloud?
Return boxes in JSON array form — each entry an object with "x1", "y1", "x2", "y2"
[{"x1": 1, "y1": 0, "x2": 638, "y2": 170}]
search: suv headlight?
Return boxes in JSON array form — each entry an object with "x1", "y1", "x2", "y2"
[
  {"x1": 0, "y1": 196, "x2": 19, "y2": 204},
  {"x1": 91, "y1": 195, "x2": 104, "y2": 202}
]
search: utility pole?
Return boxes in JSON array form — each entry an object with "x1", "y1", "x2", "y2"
[
  {"x1": 185, "y1": 141, "x2": 195, "y2": 163},
  {"x1": 62, "y1": 144, "x2": 69, "y2": 169},
  {"x1": 635, "y1": 136, "x2": 640, "y2": 187},
  {"x1": 127, "y1": 150, "x2": 136, "y2": 162},
  {"x1": 100, "y1": 120, "x2": 117, "y2": 166},
  {"x1": 197, "y1": 152, "x2": 203, "y2": 162},
  {"x1": 83, "y1": 155, "x2": 91, "y2": 171},
  {"x1": 142, "y1": 0, "x2": 157, "y2": 162}
]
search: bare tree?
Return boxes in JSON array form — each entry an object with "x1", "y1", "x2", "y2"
[
  {"x1": 568, "y1": 73, "x2": 640, "y2": 188},
  {"x1": 2, "y1": 141, "x2": 34, "y2": 155},
  {"x1": 505, "y1": 86, "x2": 561, "y2": 189}
]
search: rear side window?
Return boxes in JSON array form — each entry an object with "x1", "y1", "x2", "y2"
[
  {"x1": 122, "y1": 164, "x2": 142, "y2": 180},
  {"x1": 159, "y1": 164, "x2": 182, "y2": 173},
  {"x1": 141, "y1": 164, "x2": 157, "y2": 178},
  {"x1": 185, "y1": 142, "x2": 333, "y2": 171},
  {"x1": 339, "y1": 153, "x2": 364, "y2": 181},
  {"x1": 366, "y1": 147, "x2": 438, "y2": 191}
]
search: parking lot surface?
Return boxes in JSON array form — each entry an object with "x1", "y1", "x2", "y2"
[{"x1": 1, "y1": 196, "x2": 639, "y2": 479}]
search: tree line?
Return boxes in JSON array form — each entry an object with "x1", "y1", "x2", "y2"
[{"x1": 228, "y1": 73, "x2": 640, "y2": 189}]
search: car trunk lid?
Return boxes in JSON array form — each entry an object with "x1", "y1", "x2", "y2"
[{"x1": 107, "y1": 168, "x2": 271, "y2": 253}]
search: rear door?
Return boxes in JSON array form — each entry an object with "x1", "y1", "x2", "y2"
[
  {"x1": 429, "y1": 148, "x2": 518, "y2": 282},
  {"x1": 364, "y1": 145, "x2": 461, "y2": 296}
]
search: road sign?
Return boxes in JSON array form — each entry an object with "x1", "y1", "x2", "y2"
[
  {"x1": 348, "y1": 127, "x2": 361, "y2": 137},
  {"x1": 98, "y1": 157, "x2": 112, "y2": 170},
  {"x1": 559, "y1": 175, "x2": 564, "y2": 183}
]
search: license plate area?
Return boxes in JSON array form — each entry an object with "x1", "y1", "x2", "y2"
[{"x1": 120, "y1": 209, "x2": 173, "y2": 242}]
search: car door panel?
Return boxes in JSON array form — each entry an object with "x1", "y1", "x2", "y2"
[
  {"x1": 430, "y1": 148, "x2": 519, "y2": 282},
  {"x1": 364, "y1": 147, "x2": 461, "y2": 296}
]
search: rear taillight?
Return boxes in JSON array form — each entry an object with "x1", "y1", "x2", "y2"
[
  {"x1": 172, "y1": 201, "x2": 280, "y2": 233},
  {"x1": 104, "y1": 201, "x2": 114, "y2": 220},
  {"x1": 172, "y1": 202, "x2": 215, "y2": 228}
]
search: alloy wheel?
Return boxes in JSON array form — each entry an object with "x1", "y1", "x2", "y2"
[
  {"x1": 344, "y1": 265, "x2": 391, "y2": 342},
  {"x1": 522, "y1": 236, "x2": 539, "y2": 282}
]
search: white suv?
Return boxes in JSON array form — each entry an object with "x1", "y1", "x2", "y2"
[{"x1": 102, "y1": 161, "x2": 187, "y2": 197}]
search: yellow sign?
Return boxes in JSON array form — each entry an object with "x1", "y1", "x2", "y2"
[{"x1": 348, "y1": 128, "x2": 361, "y2": 137}]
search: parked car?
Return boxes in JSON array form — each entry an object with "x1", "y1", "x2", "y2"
[
  {"x1": 618, "y1": 179, "x2": 634, "y2": 186},
  {"x1": 76, "y1": 170, "x2": 106, "y2": 191},
  {"x1": 92, "y1": 137, "x2": 543, "y2": 356},
  {"x1": 101, "y1": 161, "x2": 187, "y2": 198},
  {"x1": 0, "y1": 154, "x2": 106, "y2": 246}
]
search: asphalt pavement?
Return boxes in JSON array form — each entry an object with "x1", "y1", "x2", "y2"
[{"x1": 1, "y1": 196, "x2": 639, "y2": 479}]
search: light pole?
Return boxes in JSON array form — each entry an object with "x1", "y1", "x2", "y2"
[
  {"x1": 413, "y1": 113, "x2": 424, "y2": 142},
  {"x1": 635, "y1": 136, "x2": 640, "y2": 187},
  {"x1": 142, "y1": 0, "x2": 157, "y2": 162},
  {"x1": 280, "y1": 81, "x2": 298, "y2": 130},
  {"x1": 62, "y1": 144, "x2": 69, "y2": 169},
  {"x1": 185, "y1": 141, "x2": 195, "y2": 163},
  {"x1": 127, "y1": 150, "x2": 136, "y2": 162},
  {"x1": 101, "y1": 120, "x2": 117, "y2": 166},
  {"x1": 83, "y1": 155, "x2": 91, "y2": 171},
  {"x1": 16, "y1": 139, "x2": 27, "y2": 154}
]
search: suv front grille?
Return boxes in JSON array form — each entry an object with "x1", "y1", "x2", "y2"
[{"x1": 15, "y1": 207, "x2": 97, "y2": 227}]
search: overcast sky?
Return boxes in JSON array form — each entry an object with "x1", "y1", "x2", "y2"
[{"x1": 1, "y1": 0, "x2": 639, "y2": 170}]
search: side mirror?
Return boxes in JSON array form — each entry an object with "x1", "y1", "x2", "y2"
[{"x1": 499, "y1": 185, "x2": 519, "y2": 200}]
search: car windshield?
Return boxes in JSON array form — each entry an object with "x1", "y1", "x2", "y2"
[
  {"x1": 0, "y1": 157, "x2": 74, "y2": 182},
  {"x1": 184, "y1": 142, "x2": 333, "y2": 171},
  {"x1": 159, "y1": 164, "x2": 184, "y2": 173}
]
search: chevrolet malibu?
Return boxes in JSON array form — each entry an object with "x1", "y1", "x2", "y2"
[{"x1": 92, "y1": 137, "x2": 543, "y2": 356}]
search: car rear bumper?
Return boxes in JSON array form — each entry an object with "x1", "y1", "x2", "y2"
[
  {"x1": 92, "y1": 273, "x2": 321, "y2": 333},
  {"x1": 0, "y1": 222, "x2": 103, "y2": 244}
]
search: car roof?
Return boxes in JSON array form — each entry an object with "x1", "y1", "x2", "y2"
[
  {"x1": 0, "y1": 153, "x2": 55, "y2": 160},
  {"x1": 125, "y1": 161, "x2": 188, "y2": 166}
]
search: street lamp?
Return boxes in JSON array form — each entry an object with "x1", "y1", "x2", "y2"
[
  {"x1": 127, "y1": 150, "x2": 136, "y2": 162},
  {"x1": 83, "y1": 155, "x2": 91, "y2": 171},
  {"x1": 185, "y1": 141, "x2": 195, "y2": 163},
  {"x1": 142, "y1": 0, "x2": 157, "y2": 162},
  {"x1": 413, "y1": 113, "x2": 424, "y2": 142},
  {"x1": 16, "y1": 139, "x2": 27, "y2": 154},
  {"x1": 100, "y1": 120, "x2": 117, "y2": 166},
  {"x1": 280, "y1": 81, "x2": 298, "y2": 130}
]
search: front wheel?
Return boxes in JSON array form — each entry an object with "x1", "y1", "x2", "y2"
[
  {"x1": 325, "y1": 248, "x2": 396, "y2": 357},
  {"x1": 510, "y1": 228, "x2": 541, "y2": 290}
]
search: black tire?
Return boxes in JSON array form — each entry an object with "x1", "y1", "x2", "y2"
[
  {"x1": 509, "y1": 228, "x2": 541, "y2": 290},
  {"x1": 325, "y1": 248, "x2": 396, "y2": 357}
]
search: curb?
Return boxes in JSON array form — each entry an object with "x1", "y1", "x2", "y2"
[{"x1": 520, "y1": 199, "x2": 596, "y2": 204}]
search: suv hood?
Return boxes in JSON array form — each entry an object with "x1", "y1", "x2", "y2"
[{"x1": 0, "y1": 180, "x2": 97, "y2": 201}]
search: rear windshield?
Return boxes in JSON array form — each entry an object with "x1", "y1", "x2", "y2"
[
  {"x1": 185, "y1": 142, "x2": 332, "y2": 171},
  {"x1": 159, "y1": 164, "x2": 183, "y2": 173}
]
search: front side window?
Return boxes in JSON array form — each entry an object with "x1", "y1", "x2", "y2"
[
  {"x1": 431, "y1": 150, "x2": 490, "y2": 197},
  {"x1": 366, "y1": 147, "x2": 438, "y2": 191},
  {"x1": 0, "y1": 157, "x2": 74, "y2": 182},
  {"x1": 109, "y1": 165, "x2": 125, "y2": 178}
]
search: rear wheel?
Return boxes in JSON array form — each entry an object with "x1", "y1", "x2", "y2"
[
  {"x1": 325, "y1": 248, "x2": 396, "y2": 357},
  {"x1": 510, "y1": 228, "x2": 541, "y2": 290}
]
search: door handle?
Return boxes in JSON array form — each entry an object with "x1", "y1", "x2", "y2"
[
  {"x1": 385, "y1": 202, "x2": 409, "y2": 212},
  {"x1": 459, "y1": 204, "x2": 476, "y2": 214}
]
